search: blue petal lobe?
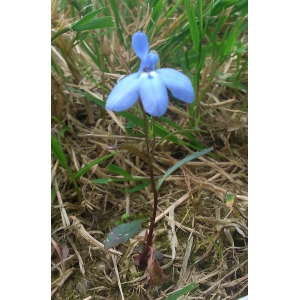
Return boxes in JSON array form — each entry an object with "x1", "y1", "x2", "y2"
[
  {"x1": 147, "y1": 52, "x2": 158, "y2": 70},
  {"x1": 140, "y1": 72, "x2": 169, "y2": 117},
  {"x1": 139, "y1": 52, "x2": 159, "y2": 73},
  {"x1": 132, "y1": 31, "x2": 149, "y2": 61},
  {"x1": 156, "y1": 68, "x2": 194, "y2": 103},
  {"x1": 106, "y1": 73, "x2": 141, "y2": 112}
]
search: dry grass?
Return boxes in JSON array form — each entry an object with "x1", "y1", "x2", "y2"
[{"x1": 51, "y1": 3, "x2": 248, "y2": 299}]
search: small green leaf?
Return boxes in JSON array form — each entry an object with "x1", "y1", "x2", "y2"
[
  {"x1": 121, "y1": 214, "x2": 130, "y2": 221},
  {"x1": 115, "y1": 213, "x2": 131, "y2": 225},
  {"x1": 51, "y1": 135, "x2": 82, "y2": 202},
  {"x1": 51, "y1": 188, "x2": 56, "y2": 203},
  {"x1": 107, "y1": 164, "x2": 133, "y2": 179},
  {"x1": 236, "y1": 45, "x2": 248, "y2": 53},
  {"x1": 71, "y1": 8, "x2": 105, "y2": 29},
  {"x1": 218, "y1": 78, "x2": 248, "y2": 93},
  {"x1": 72, "y1": 16, "x2": 114, "y2": 31},
  {"x1": 163, "y1": 282, "x2": 198, "y2": 300},
  {"x1": 92, "y1": 178, "x2": 114, "y2": 184},
  {"x1": 211, "y1": 0, "x2": 239, "y2": 15},
  {"x1": 104, "y1": 219, "x2": 147, "y2": 249},
  {"x1": 226, "y1": 193, "x2": 235, "y2": 208},
  {"x1": 118, "y1": 180, "x2": 152, "y2": 193},
  {"x1": 208, "y1": 235, "x2": 223, "y2": 259},
  {"x1": 51, "y1": 134, "x2": 68, "y2": 169}
]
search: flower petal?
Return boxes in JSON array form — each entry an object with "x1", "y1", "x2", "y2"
[
  {"x1": 106, "y1": 73, "x2": 141, "y2": 112},
  {"x1": 156, "y1": 68, "x2": 194, "y2": 103},
  {"x1": 140, "y1": 72, "x2": 169, "y2": 117},
  {"x1": 139, "y1": 52, "x2": 159, "y2": 73},
  {"x1": 147, "y1": 52, "x2": 158, "y2": 70},
  {"x1": 132, "y1": 31, "x2": 149, "y2": 61}
]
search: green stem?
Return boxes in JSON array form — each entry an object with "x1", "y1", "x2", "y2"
[{"x1": 51, "y1": 26, "x2": 71, "y2": 42}]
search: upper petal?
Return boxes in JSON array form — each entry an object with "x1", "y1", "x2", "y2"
[
  {"x1": 106, "y1": 73, "x2": 141, "y2": 112},
  {"x1": 140, "y1": 72, "x2": 169, "y2": 117},
  {"x1": 132, "y1": 31, "x2": 149, "y2": 61},
  {"x1": 147, "y1": 52, "x2": 158, "y2": 71},
  {"x1": 156, "y1": 68, "x2": 194, "y2": 103},
  {"x1": 139, "y1": 52, "x2": 159, "y2": 73}
]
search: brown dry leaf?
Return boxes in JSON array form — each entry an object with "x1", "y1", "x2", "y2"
[{"x1": 147, "y1": 246, "x2": 167, "y2": 286}]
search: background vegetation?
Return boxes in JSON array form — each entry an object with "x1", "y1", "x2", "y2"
[{"x1": 51, "y1": 0, "x2": 248, "y2": 299}]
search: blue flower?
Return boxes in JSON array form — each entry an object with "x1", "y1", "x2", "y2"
[{"x1": 105, "y1": 31, "x2": 194, "y2": 117}]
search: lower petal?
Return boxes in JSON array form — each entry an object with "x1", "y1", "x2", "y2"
[
  {"x1": 140, "y1": 72, "x2": 169, "y2": 117},
  {"x1": 106, "y1": 73, "x2": 141, "y2": 112},
  {"x1": 156, "y1": 68, "x2": 194, "y2": 103}
]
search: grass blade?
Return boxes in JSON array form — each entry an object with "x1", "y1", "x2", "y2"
[
  {"x1": 118, "y1": 180, "x2": 152, "y2": 193},
  {"x1": 183, "y1": 0, "x2": 199, "y2": 53},
  {"x1": 71, "y1": 8, "x2": 105, "y2": 29},
  {"x1": 156, "y1": 147, "x2": 213, "y2": 192},
  {"x1": 163, "y1": 282, "x2": 198, "y2": 300},
  {"x1": 72, "y1": 16, "x2": 115, "y2": 31},
  {"x1": 51, "y1": 135, "x2": 82, "y2": 202},
  {"x1": 74, "y1": 152, "x2": 119, "y2": 179},
  {"x1": 107, "y1": 164, "x2": 133, "y2": 179}
]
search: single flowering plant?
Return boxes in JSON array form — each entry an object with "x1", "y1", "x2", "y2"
[{"x1": 105, "y1": 31, "x2": 194, "y2": 117}]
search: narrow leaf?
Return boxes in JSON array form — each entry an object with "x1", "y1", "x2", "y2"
[
  {"x1": 109, "y1": 0, "x2": 125, "y2": 46},
  {"x1": 104, "y1": 219, "x2": 147, "y2": 249},
  {"x1": 51, "y1": 135, "x2": 82, "y2": 202},
  {"x1": 164, "y1": 282, "x2": 198, "y2": 300},
  {"x1": 51, "y1": 188, "x2": 56, "y2": 203},
  {"x1": 51, "y1": 134, "x2": 67, "y2": 169},
  {"x1": 72, "y1": 17, "x2": 114, "y2": 31},
  {"x1": 107, "y1": 164, "x2": 133, "y2": 179},
  {"x1": 74, "y1": 152, "x2": 118, "y2": 179},
  {"x1": 156, "y1": 147, "x2": 214, "y2": 192},
  {"x1": 118, "y1": 180, "x2": 152, "y2": 193},
  {"x1": 71, "y1": 8, "x2": 105, "y2": 29},
  {"x1": 183, "y1": 0, "x2": 199, "y2": 52},
  {"x1": 118, "y1": 144, "x2": 148, "y2": 163}
]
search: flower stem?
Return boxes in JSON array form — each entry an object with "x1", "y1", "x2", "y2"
[{"x1": 140, "y1": 101, "x2": 159, "y2": 261}]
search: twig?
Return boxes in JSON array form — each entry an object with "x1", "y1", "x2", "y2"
[
  {"x1": 201, "y1": 98, "x2": 235, "y2": 107},
  {"x1": 177, "y1": 229, "x2": 194, "y2": 287},
  {"x1": 161, "y1": 202, "x2": 177, "y2": 270},
  {"x1": 66, "y1": 235, "x2": 85, "y2": 275},
  {"x1": 54, "y1": 178, "x2": 70, "y2": 227},
  {"x1": 201, "y1": 260, "x2": 248, "y2": 296},
  {"x1": 51, "y1": 267, "x2": 75, "y2": 297},
  {"x1": 70, "y1": 216, "x2": 123, "y2": 256},
  {"x1": 155, "y1": 186, "x2": 198, "y2": 223},
  {"x1": 111, "y1": 255, "x2": 125, "y2": 300}
]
